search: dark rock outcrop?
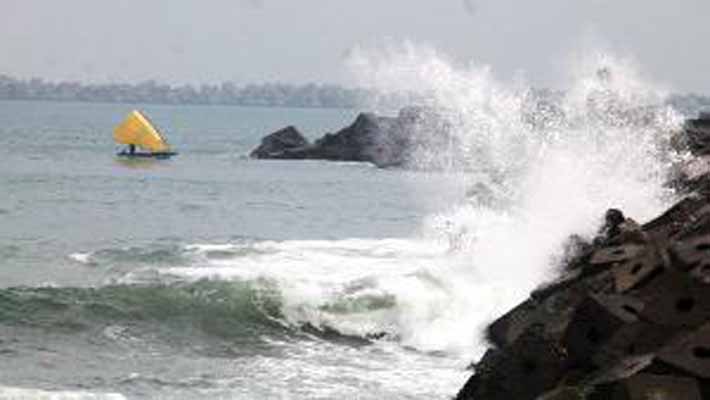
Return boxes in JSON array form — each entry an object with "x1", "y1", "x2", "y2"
[
  {"x1": 456, "y1": 112, "x2": 710, "y2": 400},
  {"x1": 456, "y1": 196, "x2": 710, "y2": 399},
  {"x1": 250, "y1": 107, "x2": 455, "y2": 168},
  {"x1": 304, "y1": 112, "x2": 401, "y2": 166},
  {"x1": 252, "y1": 93, "x2": 668, "y2": 170},
  {"x1": 249, "y1": 126, "x2": 309, "y2": 159}
]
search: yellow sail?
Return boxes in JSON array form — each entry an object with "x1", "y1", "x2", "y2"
[{"x1": 113, "y1": 110, "x2": 170, "y2": 153}]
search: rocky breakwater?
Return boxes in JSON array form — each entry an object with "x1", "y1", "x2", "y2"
[
  {"x1": 456, "y1": 115, "x2": 710, "y2": 400},
  {"x1": 250, "y1": 106, "x2": 456, "y2": 168}
]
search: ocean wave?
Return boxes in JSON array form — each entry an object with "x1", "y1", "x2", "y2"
[
  {"x1": 0, "y1": 280, "x2": 285, "y2": 340},
  {"x1": 89, "y1": 246, "x2": 190, "y2": 266},
  {"x1": 68, "y1": 252, "x2": 95, "y2": 265},
  {"x1": 66, "y1": 240, "x2": 274, "y2": 271},
  {"x1": 117, "y1": 238, "x2": 483, "y2": 354},
  {"x1": 56, "y1": 238, "x2": 476, "y2": 352},
  {"x1": 0, "y1": 386, "x2": 126, "y2": 400},
  {"x1": 0, "y1": 245, "x2": 20, "y2": 260},
  {"x1": 341, "y1": 43, "x2": 690, "y2": 360}
]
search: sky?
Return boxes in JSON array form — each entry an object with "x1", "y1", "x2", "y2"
[{"x1": 2, "y1": 0, "x2": 710, "y2": 94}]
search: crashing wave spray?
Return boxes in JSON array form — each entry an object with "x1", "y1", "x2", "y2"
[
  {"x1": 346, "y1": 42, "x2": 685, "y2": 358},
  {"x1": 119, "y1": 44, "x2": 686, "y2": 365}
]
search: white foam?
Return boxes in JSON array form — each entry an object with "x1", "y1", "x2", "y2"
[
  {"x1": 68, "y1": 252, "x2": 93, "y2": 265},
  {"x1": 0, "y1": 386, "x2": 126, "y2": 400},
  {"x1": 210, "y1": 335, "x2": 468, "y2": 399},
  {"x1": 184, "y1": 243, "x2": 240, "y2": 252},
  {"x1": 341, "y1": 44, "x2": 684, "y2": 358},
  {"x1": 150, "y1": 239, "x2": 473, "y2": 350},
  {"x1": 116, "y1": 45, "x2": 685, "y2": 366}
]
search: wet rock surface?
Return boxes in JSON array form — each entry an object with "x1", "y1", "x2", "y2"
[
  {"x1": 457, "y1": 201, "x2": 710, "y2": 399},
  {"x1": 250, "y1": 106, "x2": 455, "y2": 168},
  {"x1": 456, "y1": 113, "x2": 710, "y2": 399},
  {"x1": 249, "y1": 125, "x2": 309, "y2": 159}
]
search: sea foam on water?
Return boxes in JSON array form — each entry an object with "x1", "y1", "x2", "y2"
[
  {"x1": 148, "y1": 45, "x2": 686, "y2": 366},
  {"x1": 343, "y1": 43, "x2": 685, "y2": 358},
  {"x1": 54, "y1": 44, "x2": 693, "y2": 398}
]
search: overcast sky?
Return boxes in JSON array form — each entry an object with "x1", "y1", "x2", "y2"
[{"x1": 2, "y1": 0, "x2": 710, "y2": 93}]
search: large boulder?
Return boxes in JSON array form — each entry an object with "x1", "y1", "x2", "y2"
[
  {"x1": 307, "y1": 112, "x2": 396, "y2": 163},
  {"x1": 455, "y1": 176, "x2": 710, "y2": 400},
  {"x1": 249, "y1": 126, "x2": 309, "y2": 159},
  {"x1": 250, "y1": 107, "x2": 455, "y2": 169}
]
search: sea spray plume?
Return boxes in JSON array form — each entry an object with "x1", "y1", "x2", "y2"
[
  {"x1": 548, "y1": 51, "x2": 683, "y2": 222},
  {"x1": 347, "y1": 42, "x2": 539, "y2": 174},
  {"x1": 346, "y1": 44, "x2": 685, "y2": 358},
  {"x1": 129, "y1": 48, "x2": 686, "y2": 362}
]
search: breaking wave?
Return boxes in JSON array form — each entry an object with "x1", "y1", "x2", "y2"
[
  {"x1": 343, "y1": 43, "x2": 687, "y2": 359},
  {"x1": 0, "y1": 279, "x2": 284, "y2": 342},
  {"x1": 20, "y1": 45, "x2": 693, "y2": 368},
  {"x1": 51, "y1": 45, "x2": 691, "y2": 364},
  {"x1": 62, "y1": 239, "x2": 456, "y2": 347},
  {"x1": 0, "y1": 386, "x2": 126, "y2": 400}
]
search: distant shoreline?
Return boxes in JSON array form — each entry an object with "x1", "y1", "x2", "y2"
[
  {"x1": 0, "y1": 74, "x2": 367, "y2": 110},
  {"x1": 0, "y1": 97, "x2": 358, "y2": 111},
  {"x1": 2, "y1": 74, "x2": 710, "y2": 114}
]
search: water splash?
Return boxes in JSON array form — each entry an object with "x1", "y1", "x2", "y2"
[
  {"x1": 0, "y1": 386, "x2": 126, "y2": 400},
  {"x1": 70, "y1": 44, "x2": 688, "y2": 365},
  {"x1": 346, "y1": 43, "x2": 685, "y2": 358}
]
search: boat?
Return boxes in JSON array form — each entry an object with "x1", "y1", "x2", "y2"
[{"x1": 114, "y1": 110, "x2": 177, "y2": 158}]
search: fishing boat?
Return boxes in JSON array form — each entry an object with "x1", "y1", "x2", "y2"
[{"x1": 114, "y1": 110, "x2": 177, "y2": 158}]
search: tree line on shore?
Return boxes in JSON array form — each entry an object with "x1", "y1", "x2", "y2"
[
  {"x1": 1, "y1": 74, "x2": 709, "y2": 113},
  {"x1": 0, "y1": 75, "x2": 372, "y2": 108}
]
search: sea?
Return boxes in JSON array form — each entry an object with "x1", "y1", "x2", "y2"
[
  {"x1": 0, "y1": 51, "x2": 701, "y2": 400},
  {"x1": 0, "y1": 99, "x2": 484, "y2": 400}
]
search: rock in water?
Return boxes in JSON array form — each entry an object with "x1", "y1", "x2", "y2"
[
  {"x1": 249, "y1": 126, "x2": 309, "y2": 159},
  {"x1": 309, "y1": 112, "x2": 397, "y2": 164},
  {"x1": 249, "y1": 106, "x2": 456, "y2": 169}
]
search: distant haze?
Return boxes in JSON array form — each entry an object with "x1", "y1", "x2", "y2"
[{"x1": 3, "y1": 0, "x2": 710, "y2": 93}]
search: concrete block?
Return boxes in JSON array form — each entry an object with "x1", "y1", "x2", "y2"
[
  {"x1": 635, "y1": 270, "x2": 710, "y2": 328},
  {"x1": 468, "y1": 328, "x2": 568, "y2": 400},
  {"x1": 588, "y1": 354, "x2": 656, "y2": 385},
  {"x1": 538, "y1": 386, "x2": 586, "y2": 400},
  {"x1": 671, "y1": 235, "x2": 710, "y2": 271},
  {"x1": 592, "y1": 322, "x2": 676, "y2": 367},
  {"x1": 670, "y1": 235, "x2": 710, "y2": 284},
  {"x1": 597, "y1": 373, "x2": 702, "y2": 400},
  {"x1": 489, "y1": 280, "x2": 593, "y2": 348},
  {"x1": 562, "y1": 294, "x2": 643, "y2": 366},
  {"x1": 658, "y1": 322, "x2": 710, "y2": 378},
  {"x1": 487, "y1": 298, "x2": 541, "y2": 348},
  {"x1": 642, "y1": 195, "x2": 709, "y2": 241},
  {"x1": 590, "y1": 244, "x2": 646, "y2": 266},
  {"x1": 610, "y1": 251, "x2": 665, "y2": 292}
]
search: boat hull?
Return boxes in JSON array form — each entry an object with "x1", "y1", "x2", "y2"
[{"x1": 116, "y1": 151, "x2": 178, "y2": 159}]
